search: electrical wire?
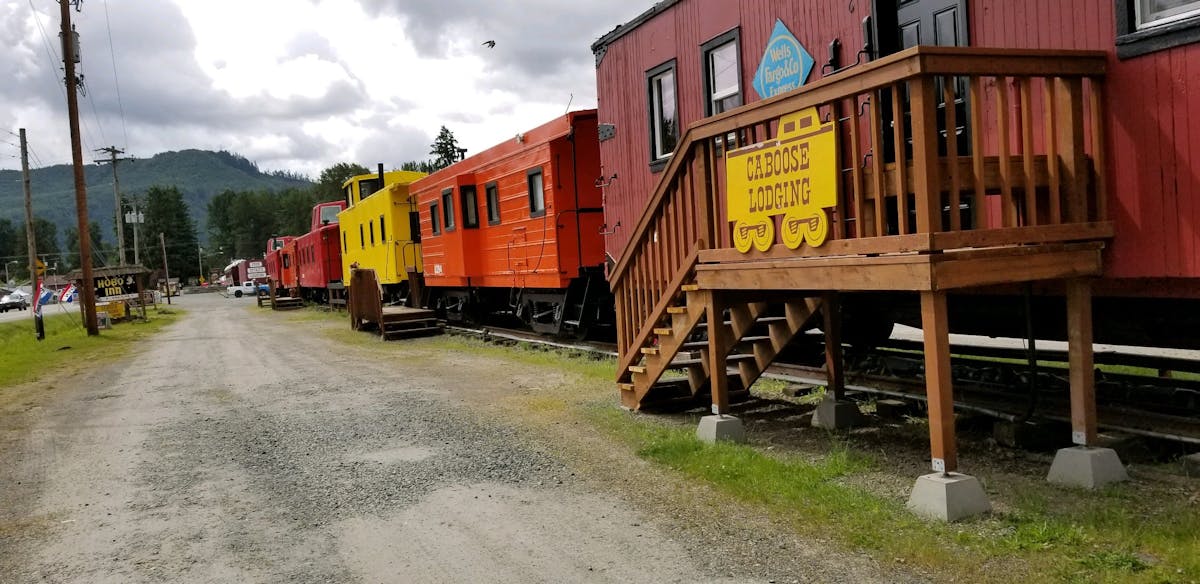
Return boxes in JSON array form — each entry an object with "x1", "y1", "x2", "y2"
[{"x1": 102, "y1": 0, "x2": 128, "y2": 150}]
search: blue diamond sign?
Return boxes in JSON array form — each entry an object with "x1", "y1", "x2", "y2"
[{"x1": 752, "y1": 20, "x2": 814, "y2": 99}]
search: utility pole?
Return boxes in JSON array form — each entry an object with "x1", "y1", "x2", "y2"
[
  {"x1": 19, "y1": 128, "x2": 40, "y2": 338},
  {"x1": 95, "y1": 146, "x2": 134, "y2": 265},
  {"x1": 160, "y1": 232, "x2": 171, "y2": 305},
  {"x1": 197, "y1": 242, "x2": 204, "y2": 284},
  {"x1": 61, "y1": 0, "x2": 99, "y2": 335}
]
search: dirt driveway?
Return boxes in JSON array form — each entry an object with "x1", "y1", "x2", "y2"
[{"x1": 0, "y1": 294, "x2": 908, "y2": 583}]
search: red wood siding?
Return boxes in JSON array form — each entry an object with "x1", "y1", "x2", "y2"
[
  {"x1": 596, "y1": 0, "x2": 863, "y2": 262},
  {"x1": 973, "y1": 0, "x2": 1200, "y2": 279},
  {"x1": 598, "y1": 0, "x2": 1200, "y2": 281}
]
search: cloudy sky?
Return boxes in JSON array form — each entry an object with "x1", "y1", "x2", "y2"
[{"x1": 0, "y1": 0, "x2": 650, "y2": 178}]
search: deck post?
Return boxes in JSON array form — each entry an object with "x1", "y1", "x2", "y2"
[
  {"x1": 907, "y1": 289, "x2": 990, "y2": 521},
  {"x1": 706, "y1": 290, "x2": 730, "y2": 415},
  {"x1": 1047, "y1": 278, "x2": 1129, "y2": 488},
  {"x1": 697, "y1": 289, "x2": 744, "y2": 443},
  {"x1": 812, "y1": 292, "x2": 862, "y2": 429},
  {"x1": 920, "y1": 290, "x2": 957, "y2": 473}
]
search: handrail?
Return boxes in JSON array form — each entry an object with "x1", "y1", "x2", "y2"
[
  {"x1": 608, "y1": 45, "x2": 1107, "y2": 288},
  {"x1": 615, "y1": 242, "x2": 700, "y2": 381}
]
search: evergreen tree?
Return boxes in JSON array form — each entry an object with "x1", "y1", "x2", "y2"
[
  {"x1": 142, "y1": 185, "x2": 199, "y2": 280},
  {"x1": 315, "y1": 162, "x2": 369, "y2": 201},
  {"x1": 429, "y1": 126, "x2": 463, "y2": 170}
]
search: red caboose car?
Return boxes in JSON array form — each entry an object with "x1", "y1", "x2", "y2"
[
  {"x1": 294, "y1": 201, "x2": 347, "y2": 302},
  {"x1": 411, "y1": 110, "x2": 611, "y2": 335}
]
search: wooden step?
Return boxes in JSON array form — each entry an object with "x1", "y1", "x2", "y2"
[
  {"x1": 681, "y1": 284, "x2": 700, "y2": 292},
  {"x1": 382, "y1": 326, "x2": 444, "y2": 340},
  {"x1": 641, "y1": 347, "x2": 659, "y2": 356},
  {"x1": 666, "y1": 306, "x2": 688, "y2": 315},
  {"x1": 670, "y1": 353, "x2": 756, "y2": 368},
  {"x1": 618, "y1": 383, "x2": 635, "y2": 392},
  {"x1": 629, "y1": 365, "x2": 647, "y2": 374},
  {"x1": 653, "y1": 327, "x2": 673, "y2": 336}
]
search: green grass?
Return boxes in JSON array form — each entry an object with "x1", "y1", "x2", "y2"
[
  {"x1": 0, "y1": 307, "x2": 184, "y2": 388},
  {"x1": 587, "y1": 406, "x2": 1200, "y2": 583}
]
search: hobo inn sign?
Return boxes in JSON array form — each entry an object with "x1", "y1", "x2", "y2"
[{"x1": 725, "y1": 107, "x2": 837, "y2": 253}]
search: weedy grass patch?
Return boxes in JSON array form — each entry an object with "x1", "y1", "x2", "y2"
[{"x1": 0, "y1": 307, "x2": 183, "y2": 390}]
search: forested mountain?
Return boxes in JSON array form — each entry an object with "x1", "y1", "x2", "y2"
[{"x1": 0, "y1": 149, "x2": 311, "y2": 249}]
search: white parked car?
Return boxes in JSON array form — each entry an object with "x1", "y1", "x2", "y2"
[{"x1": 227, "y1": 282, "x2": 266, "y2": 298}]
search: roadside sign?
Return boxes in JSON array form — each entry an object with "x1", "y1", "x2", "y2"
[
  {"x1": 35, "y1": 259, "x2": 46, "y2": 276},
  {"x1": 94, "y1": 274, "x2": 140, "y2": 302}
]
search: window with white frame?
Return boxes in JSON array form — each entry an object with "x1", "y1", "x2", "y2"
[
  {"x1": 1137, "y1": 0, "x2": 1200, "y2": 28},
  {"x1": 703, "y1": 31, "x2": 741, "y2": 116},
  {"x1": 647, "y1": 61, "x2": 678, "y2": 163}
]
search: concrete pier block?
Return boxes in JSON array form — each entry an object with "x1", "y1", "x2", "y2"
[
  {"x1": 906, "y1": 473, "x2": 992, "y2": 522},
  {"x1": 873, "y1": 398, "x2": 911, "y2": 420},
  {"x1": 810, "y1": 397, "x2": 864, "y2": 430},
  {"x1": 696, "y1": 415, "x2": 745, "y2": 443},
  {"x1": 1047, "y1": 446, "x2": 1129, "y2": 489}
]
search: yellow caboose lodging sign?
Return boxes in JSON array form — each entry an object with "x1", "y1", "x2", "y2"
[{"x1": 726, "y1": 107, "x2": 837, "y2": 253}]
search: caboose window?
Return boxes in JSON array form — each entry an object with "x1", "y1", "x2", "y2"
[
  {"x1": 369, "y1": 220, "x2": 375, "y2": 246},
  {"x1": 319, "y1": 205, "x2": 339, "y2": 225},
  {"x1": 431, "y1": 202, "x2": 441, "y2": 235},
  {"x1": 379, "y1": 214, "x2": 387, "y2": 242},
  {"x1": 527, "y1": 168, "x2": 545, "y2": 217},
  {"x1": 359, "y1": 225, "x2": 364, "y2": 249},
  {"x1": 1117, "y1": 0, "x2": 1200, "y2": 57},
  {"x1": 646, "y1": 60, "x2": 678, "y2": 166},
  {"x1": 486, "y1": 182, "x2": 500, "y2": 225},
  {"x1": 461, "y1": 185, "x2": 479, "y2": 229},
  {"x1": 1136, "y1": 0, "x2": 1200, "y2": 28},
  {"x1": 702, "y1": 30, "x2": 741, "y2": 116},
  {"x1": 442, "y1": 188, "x2": 456, "y2": 231},
  {"x1": 342, "y1": 231, "x2": 347, "y2": 253}
]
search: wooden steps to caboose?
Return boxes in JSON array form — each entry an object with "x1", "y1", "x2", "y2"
[
  {"x1": 272, "y1": 296, "x2": 304, "y2": 311},
  {"x1": 379, "y1": 305, "x2": 443, "y2": 340},
  {"x1": 616, "y1": 278, "x2": 823, "y2": 410}
]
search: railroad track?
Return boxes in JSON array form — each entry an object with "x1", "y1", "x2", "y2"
[{"x1": 445, "y1": 324, "x2": 1200, "y2": 444}]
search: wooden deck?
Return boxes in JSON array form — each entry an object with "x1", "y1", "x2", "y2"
[{"x1": 608, "y1": 46, "x2": 1114, "y2": 487}]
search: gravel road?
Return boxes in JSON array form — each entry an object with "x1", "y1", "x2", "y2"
[{"x1": 0, "y1": 293, "x2": 911, "y2": 583}]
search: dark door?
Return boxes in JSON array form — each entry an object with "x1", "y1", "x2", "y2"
[
  {"x1": 874, "y1": 0, "x2": 972, "y2": 230},
  {"x1": 895, "y1": 0, "x2": 968, "y2": 50}
]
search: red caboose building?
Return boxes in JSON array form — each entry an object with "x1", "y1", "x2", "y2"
[
  {"x1": 411, "y1": 110, "x2": 610, "y2": 335},
  {"x1": 593, "y1": 0, "x2": 1200, "y2": 517}
]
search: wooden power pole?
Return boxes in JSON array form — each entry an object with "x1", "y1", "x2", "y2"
[
  {"x1": 60, "y1": 0, "x2": 99, "y2": 335},
  {"x1": 95, "y1": 146, "x2": 134, "y2": 265},
  {"x1": 19, "y1": 129, "x2": 38, "y2": 336},
  {"x1": 160, "y1": 232, "x2": 171, "y2": 305}
]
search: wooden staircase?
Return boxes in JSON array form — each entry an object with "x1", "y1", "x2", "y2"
[{"x1": 617, "y1": 274, "x2": 823, "y2": 409}]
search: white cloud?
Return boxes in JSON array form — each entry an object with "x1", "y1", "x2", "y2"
[{"x1": 0, "y1": 0, "x2": 652, "y2": 178}]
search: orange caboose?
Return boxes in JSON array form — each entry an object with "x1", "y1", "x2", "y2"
[{"x1": 411, "y1": 110, "x2": 611, "y2": 335}]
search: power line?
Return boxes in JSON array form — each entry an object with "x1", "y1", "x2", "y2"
[{"x1": 102, "y1": 0, "x2": 128, "y2": 150}]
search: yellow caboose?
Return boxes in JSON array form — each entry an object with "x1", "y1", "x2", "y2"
[{"x1": 338, "y1": 169, "x2": 427, "y2": 301}]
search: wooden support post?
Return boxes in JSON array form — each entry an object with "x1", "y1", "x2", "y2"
[
  {"x1": 822, "y1": 292, "x2": 845, "y2": 401},
  {"x1": 705, "y1": 290, "x2": 730, "y2": 415},
  {"x1": 1066, "y1": 278, "x2": 1098, "y2": 446},
  {"x1": 920, "y1": 290, "x2": 957, "y2": 473}
]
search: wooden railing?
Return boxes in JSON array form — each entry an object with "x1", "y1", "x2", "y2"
[{"x1": 610, "y1": 46, "x2": 1109, "y2": 372}]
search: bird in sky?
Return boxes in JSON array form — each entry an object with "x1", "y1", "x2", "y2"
[{"x1": 482, "y1": 40, "x2": 496, "y2": 48}]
